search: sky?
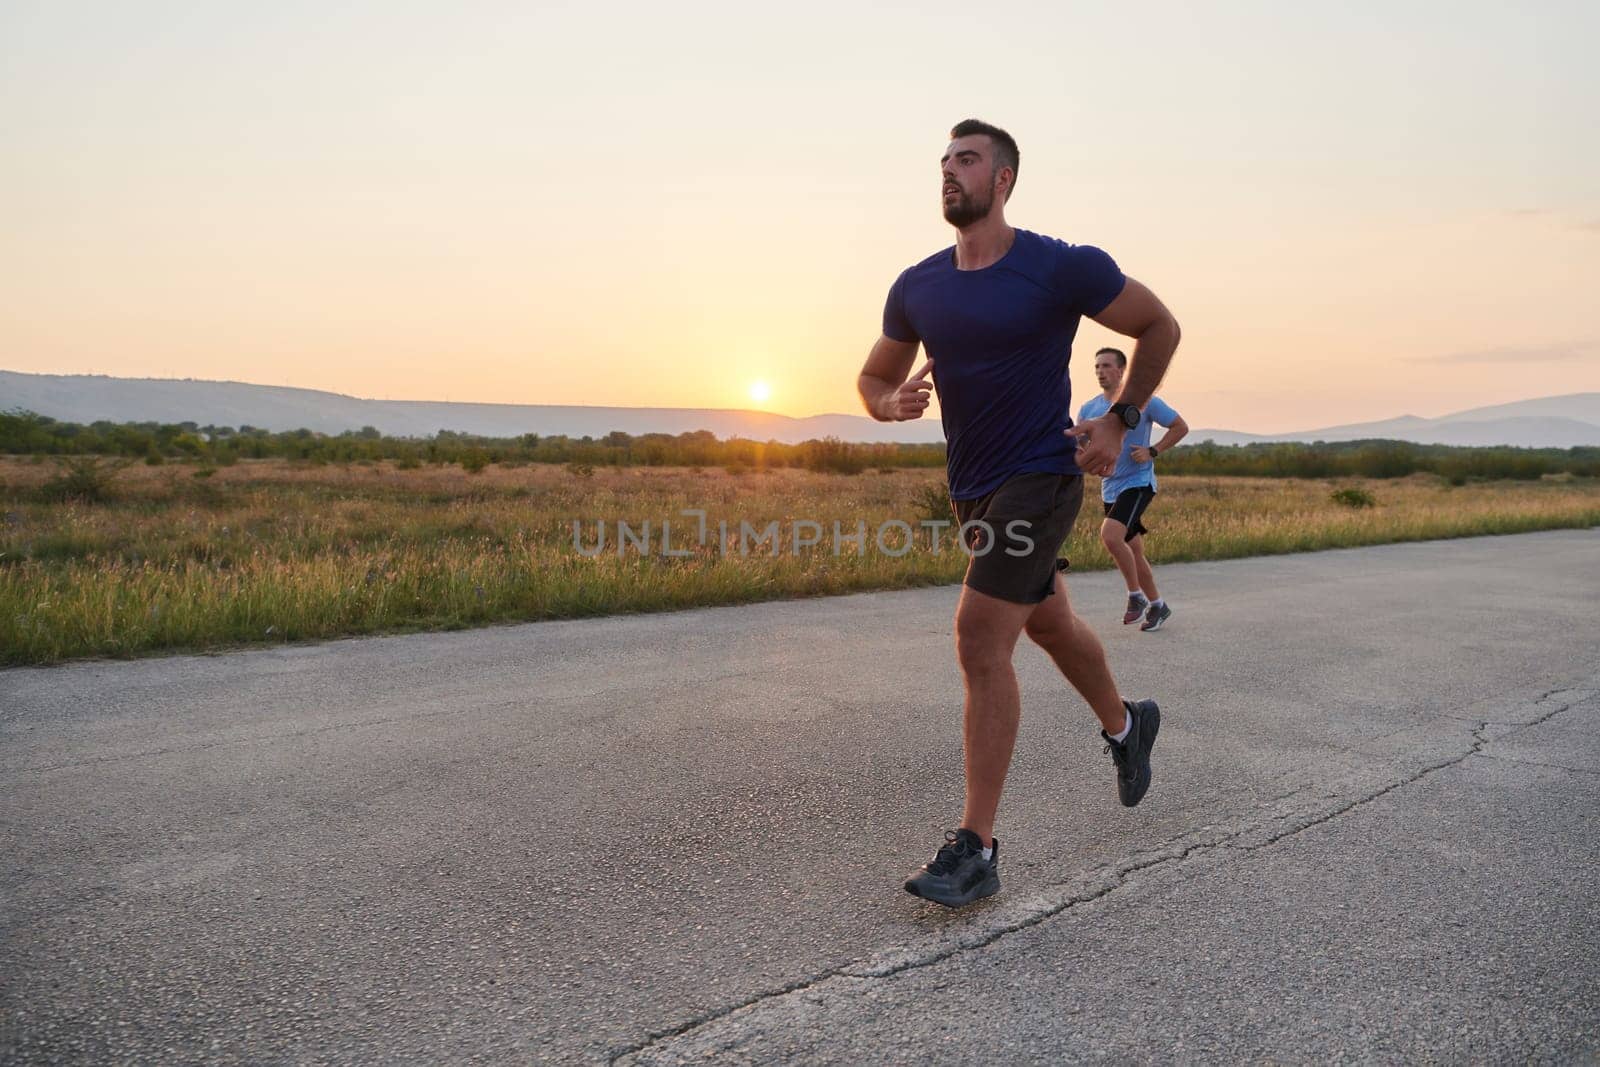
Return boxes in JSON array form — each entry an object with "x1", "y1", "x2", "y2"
[{"x1": 2, "y1": 1, "x2": 1597, "y2": 434}]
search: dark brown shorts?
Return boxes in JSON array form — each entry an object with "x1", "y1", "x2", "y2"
[{"x1": 951, "y1": 472, "x2": 1084, "y2": 605}]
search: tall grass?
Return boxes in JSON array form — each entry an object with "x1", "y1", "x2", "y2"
[{"x1": 2, "y1": 459, "x2": 1596, "y2": 665}]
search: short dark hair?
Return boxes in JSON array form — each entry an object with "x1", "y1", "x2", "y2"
[
  {"x1": 950, "y1": 118, "x2": 1019, "y2": 200},
  {"x1": 1095, "y1": 347, "x2": 1128, "y2": 368}
]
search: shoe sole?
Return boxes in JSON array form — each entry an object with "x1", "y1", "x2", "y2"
[{"x1": 904, "y1": 872, "x2": 1001, "y2": 908}]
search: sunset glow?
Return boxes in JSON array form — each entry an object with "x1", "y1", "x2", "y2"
[{"x1": 0, "y1": 4, "x2": 1595, "y2": 433}]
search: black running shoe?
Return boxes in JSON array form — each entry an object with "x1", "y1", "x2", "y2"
[
  {"x1": 1140, "y1": 601, "x2": 1172, "y2": 632},
  {"x1": 1103, "y1": 699, "x2": 1161, "y2": 807},
  {"x1": 903, "y1": 828, "x2": 1000, "y2": 908}
]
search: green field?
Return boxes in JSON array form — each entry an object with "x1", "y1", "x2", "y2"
[{"x1": 3, "y1": 457, "x2": 1596, "y2": 666}]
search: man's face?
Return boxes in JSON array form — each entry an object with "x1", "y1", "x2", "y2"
[
  {"x1": 1094, "y1": 353, "x2": 1124, "y2": 391},
  {"x1": 940, "y1": 135, "x2": 1000, "y2": 228}
]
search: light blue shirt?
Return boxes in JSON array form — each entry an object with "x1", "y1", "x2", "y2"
[{"x1": 1078, "y1": 394, "x2": 1181, "y2": 502}]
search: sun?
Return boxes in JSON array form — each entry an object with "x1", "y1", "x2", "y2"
[{"x1": 748, "y1": 380, "x2": 772, "y2": 405}]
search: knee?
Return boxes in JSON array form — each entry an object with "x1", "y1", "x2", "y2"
[
  {"x1": 1100, "y1": 526, "x2": 1123, "y2": 552},
  {"x1": 955, "y1": 616, "x2": 1012, "y2": 677},
  {"x1": 1027, "y1": 606, "x2": 1084, "y2": 655},
  {"x1": 1023, "y1": 609, "x2": 1065, "y2": 647}
]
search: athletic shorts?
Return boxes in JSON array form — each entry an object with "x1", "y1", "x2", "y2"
[
  {"x1": 950, "y1": 472, "x2": 1084, "y2": 605},
  {"x1": 1102, "y1": 485, "x2": 1156, "y2": 542}
]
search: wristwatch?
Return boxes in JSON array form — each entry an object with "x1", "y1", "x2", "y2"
[
  {"x1": 1148, "y1": 446, "x2": 1160, "y2": 459},
  {"x1": 1108, "y1": 402, "x2": 1141, "y2": 430}
]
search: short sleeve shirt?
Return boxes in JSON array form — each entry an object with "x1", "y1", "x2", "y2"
[
  {"x1": 1077, "y1": 394, "x2": 1181, "y2": 501},
  {"x1": 882, "y1": 229, "x2": 1125, "y2": 500}
]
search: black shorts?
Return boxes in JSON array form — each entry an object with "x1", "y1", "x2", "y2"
[
  {"x1": 950, "y1": 472, "x2": 1084, "y2": 605},
  {"x1": 1102, "y1": 485, "x2": 1156, "y2": 542}
]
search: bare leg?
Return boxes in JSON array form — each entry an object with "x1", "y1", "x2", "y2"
[
  {"x1": 1022, "y1": 571, "x2": 1127, "y2": 734},
  {"x1": 1128, "y1": 534, "x2": 1160, "y2": 602},
  {"x1": 1100, "y1": 519, "x2": 1143, "y2": 594},
  {"x1": 952, "y1": 584, "x2": 1035, "y2": 846}
]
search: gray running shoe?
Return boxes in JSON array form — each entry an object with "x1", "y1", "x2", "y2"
[
  {"x1": 1123, "y1": 593, "x2": 1150, "y2": 625},
  {"x1": 904, "y1": 829, "x2": 1000, "y2": 908},
  {"x1": 1140, "y1": 601, "x2": 1173, "y2": 632},
  {"x1": 1103, "y1": 699, "x2": 1161, "y2": 806}
]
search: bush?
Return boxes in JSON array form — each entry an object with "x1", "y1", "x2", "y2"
[
  {"x1": 461, "y1": 447, "x2": 491, "y2": 474},
  {"x1": 911, "y1": 479, "x2": 952, "y2": 523},
  {"x1": 798, "y1": 437, "x2": 869, "y2": 474},
  {"x1": 568, "y1": 462, "x2": 595, "y2": 478},
  {"x1": 396, "y1": 455, "x2": 421, "y2": 470},
  {"x1": 1330, "y1": 486, "x2": 1376, "y2": 509},
  {"x1": 38, "y1": 456, "x2": 127, "y2": 503}
]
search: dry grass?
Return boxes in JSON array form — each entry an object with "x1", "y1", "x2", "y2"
[{"x1": 3, "y1": 457, "x2": 1596, "y2": 665}]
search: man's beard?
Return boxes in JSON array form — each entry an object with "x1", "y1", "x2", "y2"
[{"x1": 942, "y1": 184, "x2": 995, "y2": 228}]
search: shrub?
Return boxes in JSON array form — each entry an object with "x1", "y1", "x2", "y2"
[
  {"x1": 911, "y1": 479, "x2": 952, "y2": 523},
  {"x1": 461, "y1": 448, "x2": 491, "y2": 474},
  {"x1": 1331, "y1": 486, "x2": 1376, "y2": 509},
  {"x1": 170, "y1": 432, "x2": 206, "y2": 457},
  {"x1": 38, "y1": 456, "x2": 127, "y2": 503},
  {"x1": 798, "y1": 437, "x2": 869, "y2": 474},
  {"x1": 568, "y1": 462, "x2": 595, "y2": 478}
]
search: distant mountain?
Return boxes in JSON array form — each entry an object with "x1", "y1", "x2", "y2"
[
  {"x1": 0, "y1": 370, "x2": 947, "y2": 446},
  {"x1": 1434, "y1": 393, "x2": 1600, "y2": 425},
  {"x1": 1191, "y1": 393, "x2": 1600, "y2": 449},
  {"x1": 5, "y1": 370, "x2": 1598, "y2": 449}
]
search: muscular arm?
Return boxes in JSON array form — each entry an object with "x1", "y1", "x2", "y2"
[
  {"x1": 1068, "y1": 276, "x2": 1182, "y2": 474},
  {"x1": 857, "y1": 334, "x2": 930, "y2": 422},
  {"x1": 1091, "y1": 277, "x2": 1181, "y2": 408}
]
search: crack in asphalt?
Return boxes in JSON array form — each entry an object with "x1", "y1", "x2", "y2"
[
  {"x1": 1474, "y1": 753, "x2": 1600, "y2": 777},
  {"x1": 609, "y1": 685, "x2": 1595, "y2": 1065},
  {"x1": 1223, "y1": 687, "x2": 1590, "y2": 855}
]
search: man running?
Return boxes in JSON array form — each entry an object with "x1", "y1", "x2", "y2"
[
  {"x1": 857, "y1": 119, "x2": 1182, "y2": 908},
  {"x1": 1079, "y1": 346, "x2": 1189, "y2": 632}
]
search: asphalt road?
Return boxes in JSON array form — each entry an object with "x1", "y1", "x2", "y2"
[{"x1": 3, "y1": 530, "x2": 1598, "y2": 1065}]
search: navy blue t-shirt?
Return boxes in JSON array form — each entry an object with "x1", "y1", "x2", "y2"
[{"x1": 882, "y1": 229, "x2": 1125, "y2": 500}]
